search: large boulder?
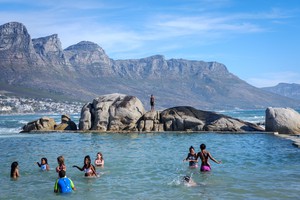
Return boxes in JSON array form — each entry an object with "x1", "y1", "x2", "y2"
[
  {"x1": 79, "y1": 93, "x2": 145, "y2": 131},
  {"x1": 265, "y1": 107, "x2": 300, "y2": 134},
  {"x1": 159, "y1": 106, "x2": 264, "y2": 132},
  {"x1": 54, "y1": 114, "x2": 77, "y2": 131},
  {"x1": 21, "y1": 117, "x2": 56, "y2": 132},
  {"x1": 138, "y1": 111, "x2": 164, "y2": 131}
]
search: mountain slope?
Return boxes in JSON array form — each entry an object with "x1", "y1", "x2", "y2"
[
  {"x1": 262, "y1": 83, "x2": 300, "y2": 100},
  {"x1": 1, "y1": 22, "x2": 299, "y2": 110}
]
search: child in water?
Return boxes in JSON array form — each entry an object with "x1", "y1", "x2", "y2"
[
  {"x1": 183, "y1": 146, "x2": 198, "y2": 168},
  {"x1": 94, "y1": 152, "x2": 104, "y2": 167},
  {"x1": 73, "y1": 155, "x2": 97, "y2": 177},
  {"x1": 54, "y1": 170, "x2": 76, "y2": 193},
  {"x1": 11, "y1": 161, "x2": 20, "y2": 179},
  {"x1": 197, "y1": 143, "x2": 221, "y2": 171},
  {"x1": 56, "y1": 155, "x2": 66, "y2": 173},
  {"x1": 182, "y1": 175, "x2": 197, "y2": 187},
  {"x1": 36, "y1": 157, "x2": 50, "y2": 171}
]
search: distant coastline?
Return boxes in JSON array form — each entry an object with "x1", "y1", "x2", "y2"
[{"x1": 0, "y1": 93, "x2": 82, "y2": 114}]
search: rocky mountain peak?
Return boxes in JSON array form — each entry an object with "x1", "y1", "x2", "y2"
[
  {"x1": 0, "y1": 22, "x2": 31, "y2": 52},
  {"x1": 65, "y1": 41, "x2": 104, "y2": 52},
  {"x1": 32, "y1": 34, "x2": 63, "y2": 57},
  {"x1": 208, "y1": 62, "x2": 228, "y2": 72},
  {"x1": 0, "y1": 22, "x2": 28, "y2": 35}
]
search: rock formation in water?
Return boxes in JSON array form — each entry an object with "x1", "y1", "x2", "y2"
[
  {"x1": 21, "y1": 94, "x2": 264, "y2": 132},
  {"x1": 138, "y1": 106, "x2": 264, "y2": 132},
  {"x1": 54, "y1": 114, "x2": 77, "y2": 131},
  {"x1": 22, "y1": 117, "x2": 56, "y2": 132},
  {"x1": 79, "y1": 94, "x2": 264, "y2": 132},
  {"x1": 265, "y1": 107, "x2": 300, "y2": 134},
  {"x1": 22, "y1": 115, "x2": 77, "y2": 132},
  {"x1": 79, "y1": 93, "x2": 145, "y2": 131}
]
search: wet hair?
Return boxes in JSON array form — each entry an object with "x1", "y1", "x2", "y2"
[
  {"x1": 10, "y1": 161, "x2": 18, "y2": 178},
  {"x1": 57, "y1": 155, "x2": 64, "y2": 165},
  {"x1": 189, "y1": 146, "x2": 195, "y2": 152},
  {"x1": 41, "y1": 157, "x2": 48, "y2": 164},
  {"x1": 183, "y1": 175, "x2": 190, "y2": 182},
  {"x1": 200, "y1": 143, "x2": 206, "y2": 150},
  {"x1": 59, "y1": 170, "x2": 66, "y2": 178},
  {"x1": 97, "y1": 152, "x2": 104, "y2": 161},
  {"x1": 84, "y1": 155, "x2": 91, "y2": 166}
]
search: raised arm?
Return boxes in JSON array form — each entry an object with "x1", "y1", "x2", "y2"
[
  {"x1": 208, "y1": 152, "x2": 221, "y2": 164},
  {"x1": 72, "y1": 165, "x2": 84, "y2": 171}
]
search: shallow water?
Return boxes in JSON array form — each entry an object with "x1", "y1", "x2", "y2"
[{"x1": 0, "y1": 114, "x2": 300, "y2": 200}]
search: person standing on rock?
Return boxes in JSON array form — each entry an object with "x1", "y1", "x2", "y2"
[{"x1": 150, "y1": 94, "x2": 155, "y2": 111}]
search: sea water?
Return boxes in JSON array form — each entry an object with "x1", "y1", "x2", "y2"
[{"x1": 0, "y1": 111, "x2": 299, "y2": 200}]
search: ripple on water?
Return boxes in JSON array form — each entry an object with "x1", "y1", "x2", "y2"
[{"x1": 0, "y1": 131, "x2": 299, "y2": 200}]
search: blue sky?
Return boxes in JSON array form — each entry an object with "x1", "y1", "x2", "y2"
[{"x1": 0, "y1": 0, "x2": 300, "y2": 87}]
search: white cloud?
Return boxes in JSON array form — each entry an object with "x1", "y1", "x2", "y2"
[{"x1": 0, "y1": 0, "x2": 295, "y2": 59}]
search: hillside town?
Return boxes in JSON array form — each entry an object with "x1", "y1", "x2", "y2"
[{"x1": 0, "y1": 94, "x2": 82, "y2": 114}]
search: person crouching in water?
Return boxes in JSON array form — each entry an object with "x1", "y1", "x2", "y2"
[
  {"x1": 197, "y1": 143, "x2": 221, "y2": 172},
  {"x1": 54, "y1": 170, "x2": 76, "y2": 193},
  {"x1": 36, "y1": 157, "x2": 50, "y2": 171},
  {"x1": 73, "y1": 155, "x2": 97, "y2": 177}
]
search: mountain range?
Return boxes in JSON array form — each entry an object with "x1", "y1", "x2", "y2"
[
  {"x1": 0, "y1": 22, "x2": 299, "y2": 110},
  {"x1": 262, "y1": 83, "x2": 300, "y2": 100}
]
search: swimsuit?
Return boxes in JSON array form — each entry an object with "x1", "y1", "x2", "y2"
[
  {"x1": 84, "y1": 167, "x2": 92, "y2": 173},
  {"x1": 187, "y1": 153, "x2": 197, "y2": 167},
  {"x1": 201, "y1": 165, "x2": 211, "y2": 171},
  {"x1": 41, "y1": 164, "x2": 47, "y2": 171},
  {"x1": 200, "y1": 152, "x2": 211, "y2": 171}
]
